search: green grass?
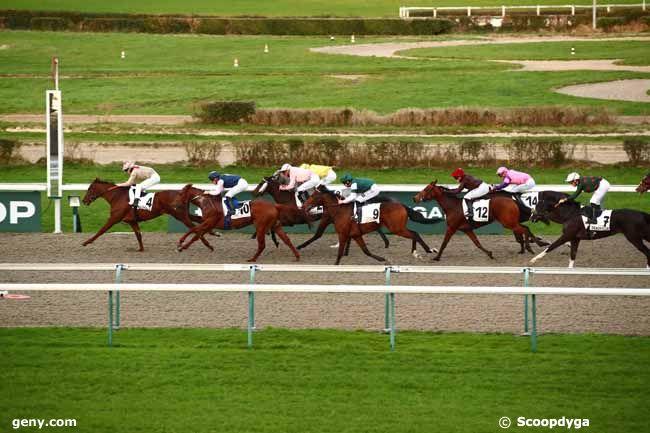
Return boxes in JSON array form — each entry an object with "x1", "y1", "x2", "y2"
[
  {"x1": 1, "y1": 163, "x2": 648, "y2": 234},
  {"x1": 402, "y1": 40, "x2": 650, "y2": 66},
  {"x1": 1, "y1": 31, "x2": 649, "y2": 115},
  {"x1": 0, "y1": 0, "x2": 642, "y2": 17},
  {"x1": 1, "y1": 328, "x2": 648, "y2": 433}
]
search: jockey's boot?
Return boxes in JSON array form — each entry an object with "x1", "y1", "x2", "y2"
[
  {"x1": 464, "y1": 198, "x2": 474, "y2": 221},
  {"x1": 355, "y1": 202, "x2": 363, "y2": 223},
  {"x1": 588, "y1": 204, "x2": 600, "y2": 224},
  {"x1": 132, "y1": 197, "x2": 140, "y2": 211},
  {"x1": 225, "y1": 196, "x2": 235, "y2": 216},
  {"x1": 298, "y1": 190, "x2": 309, "y2": 205}
]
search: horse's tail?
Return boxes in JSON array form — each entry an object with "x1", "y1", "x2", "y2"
[{"x1": 403, "y1": 205, "x2": 443, "y2": 225}]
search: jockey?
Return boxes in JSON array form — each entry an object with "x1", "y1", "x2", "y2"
[
  {"x1": 116, "y1": 161, "x2": 160, "y2": 210},
  {"x1": 300, "y1": 163, "x2": 337, "y2": 187},
  {"x1": 205, "y1": 171, "x2": 248, "y2": 216},
  {"x1": 278, "y1": 163, "x2": 320, "y2": 208},
  {"x1": 337, "y1": 173, "x2": 380, "y2": 206},
  {"x1": 559, "y1": 172, "x2": 610, "y2": 224},
  {"x1": 448, "y1": 167, "x2": 490, "y2": 221},
  {"x1": 493, "y1": 167, "x2": 536, "y2": 193}
]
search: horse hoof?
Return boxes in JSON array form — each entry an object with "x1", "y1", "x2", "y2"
[{"x1": 433, "y1": 257, "x2": 441, "y2": 262}]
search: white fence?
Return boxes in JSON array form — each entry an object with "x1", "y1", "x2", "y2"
[
  {"x1": 400, "y1": 3, "x2": 646, "y2": 18},
  {"x1": 2, "y1": 263, "x2": 648, "y2": 351}
]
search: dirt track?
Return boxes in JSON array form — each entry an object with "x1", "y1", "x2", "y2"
[{"x1": 1, "y1": 233, "x2": 648, "y2": 335}]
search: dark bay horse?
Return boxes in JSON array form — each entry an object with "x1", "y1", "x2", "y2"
[
  {"x1": 636, "y1": 173, "x2": 650, "y2": 194},
  {"x1": 530, "y1": 190, "x2": 650, "y2": 268},
  {"x1": 173, "y1": 184, "x2": 300, "y2": 262},
  {"x1": 303, "y1": 187, "x2": 439, "y2": 265},
  {"x1": 82, "y1": 178, "x2": 214, "y2": 252},
  {"x1": 413, "y1": 180, "x2": 547, "y2": 261},
  {"x1": 252, "y1": 175, "x2": 391, "y2": 250}
]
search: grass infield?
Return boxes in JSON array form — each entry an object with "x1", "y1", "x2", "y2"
[{"x1": 0, "y1": 328, "x2": 648, "y2": 433}]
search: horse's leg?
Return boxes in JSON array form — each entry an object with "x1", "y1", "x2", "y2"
[
  {"x1": 376, "y1": 228, "x2": 390, "y2": 248},
  {"x1": 126, "y1": 221, "x2": 145, "y2": 252},
  {"x1": 335, "y1": 232, "x2": 348, "y2": 265},
  {"x1": 352, "y1": 235, "x2": 386, "y2": 262},
  {"x1": 568, "y1": 239, "x2": 581, "y2": 268},
  {"x1": 178, "y1": 220, "x2": 214, "y2": 251},
  {"x1": 273, "y1": 226, "x2": 300, "y2": 261},
  {"x1": 297, "y1": 219, "x2": 329, "y2": 250},
  {"x1": 271, "y1": 230, "x2": 279, "y2": 248},
  {"x1": 622, "y1": 231, "x2": 650, "y2": 268},
  {"x1": 530, "y1": 231, "x2": 574, "y2": 264},
  {"x1": 344, "y1": 237, "x2": 352, "y2": 256},
  {"x1": 514, "y1": 232, "x2": 525, "y2": 254},
  {"x1": 461, "y1": 229, "x2": 494, "y2": 259},
  {"x1": 248, "y1": 223, "x2": 268, "y2": 262},
  {"x1": 523, "y1": 224, "x2": 548, "y2": 247},
  {"x1": 178, "y1": 214, "x2": 213, "y2": 251},
  {"x1": 413, "y1": 230, "x2": 437, "y2": 254},
  {"x1": 82, "y1": 213, "x2": 124, "y2": 247},
  {"x1": 390, "y1": 227, "x2": 423, "y2": 259},
  {"x1": 512, "y1": 225, "x2": 534, "y2": 254},
  {"x1": 433, "y1": 226, "x2": 458, "y2": 261}
]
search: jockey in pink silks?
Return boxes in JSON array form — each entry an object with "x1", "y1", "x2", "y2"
[
  {"x1": 493, "y1": 167, "x2": 536, "y2": 194},
  {"x1": 278, "y1": 163, "x2": 320, "y2": 208}
]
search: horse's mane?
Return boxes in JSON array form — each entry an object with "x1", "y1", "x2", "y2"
[{"x1": 316, "y1": 185, "x2": 338, "y2": 199}]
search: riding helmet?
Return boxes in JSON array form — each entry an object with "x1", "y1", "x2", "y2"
[
  {"x1": 496, "y1": 166, "x2": 508, "y2": 176},
  {"x1": 451, "y1": 168, "x2": 465, "y2": 178},
  {"x1": 340, "y1": 173, "x2": 353, "y2": 183},
  {"x1": 565, "y1": 172, "x2": 580, "y2": 183},
  {"x1": 208, "y1": 171, "x2": 221, "y2": 181},
  {"x1": 122, "y1": 161, "x2": 135, "y2": 172}
]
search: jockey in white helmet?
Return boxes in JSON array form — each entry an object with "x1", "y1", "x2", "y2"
[{"x1": 116, "y1": 161, "x2": 160, "y2": 209}]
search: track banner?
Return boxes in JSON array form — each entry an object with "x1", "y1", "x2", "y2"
[{"x1": 0, "y1": 192, "x2": 42, "y2": 232}]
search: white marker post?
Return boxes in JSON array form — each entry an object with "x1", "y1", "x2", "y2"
[{"x1": 46, "y1": 57, "x2": 64, "y2": 233}]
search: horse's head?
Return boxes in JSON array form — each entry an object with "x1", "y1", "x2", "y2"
[
  {"x1": 530, "y1": 191, "x2": 573, "y2": 224},
  {"x1": 303, "y1": 186, "x2": 336, "y2": 212},
  {"x1": 413, "y1": 180, "x2": 440, "y2": 203},
  {"x1": 82, "y1": 178, "x2": 112, "y2": 205},
  {"x1": 172, "y1": 184, "x2": 201, "y2": 211},
  {"x1": 252, "y1": 175, "x2": 277, "y2": 197},
  {"x1": 636, "y1": 174, "x2": 650, "y2": 194}
]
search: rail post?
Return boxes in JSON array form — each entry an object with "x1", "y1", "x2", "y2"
[
  {"x1": 114, "y1": 264, "x2": 125, "y2": 329},
  {"x1": 523, "y1": 267, "x2": 531, "y2": 335},
  {"x1": 248, "y1": 264, "x2": 257, "y2": 349},
  {"x1": 107, "y1": 290, "x2": 113, "y2": 347},
  {"x1": 384, "y1": 266, "x2": 392, "y2": 332},
  {"x1": 502, "y1": 6, "x2": 506, "y2": 17},
  {"x1": 390, "y1": 292, "x2": 396, "y2": 351},
  {"x1": 531, "y1": 293, "x2": 537, "y2": 353}
]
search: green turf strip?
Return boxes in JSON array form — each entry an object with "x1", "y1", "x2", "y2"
[{"x1": 0, "y1": 328, "x2": 648, "y2": 433}]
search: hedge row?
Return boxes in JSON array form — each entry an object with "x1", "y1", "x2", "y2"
[{"x1": 0, "y1": 10, "x2": 454, "y2": 35}]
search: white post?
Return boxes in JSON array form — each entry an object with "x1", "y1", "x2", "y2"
[
  {"x1": 643, "y1": 0, "x2": 646, "y2": 12},
  {"x1": 467, "y1": 6, "x2": 471, "y2": 16},
  {"x1": 537, "y1": 5, "x2": 540, "y2": 15},
  {"x1": 434, "y1": 8, "x2": 437, "y2": 17},
  {"x1": 399, "y1": 7, "x2": 403, "y2": 18},
  {"x1": 54, "y1": 199, "x2": 62, "y2": 233},
  {"x1": 502, "y1": 6, "x2": 506, "y2": 17},
  {"x1": 571, "y1": 5, "x2": 575, "y2": 15}
]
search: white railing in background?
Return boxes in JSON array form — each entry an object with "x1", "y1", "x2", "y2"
[
  {"x1": 0, "y1": 183, "x2": 640, "y2": 192},
  {"x1": 399, "y1": 3, "x2": 646, "y2": 18},
  {"x1": 2, "y1": 263, "x2": 648, "y2": 351}
]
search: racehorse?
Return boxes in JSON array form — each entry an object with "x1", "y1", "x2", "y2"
[
  {"x1": 82, "y1": 178, "x2": 214, "y2": 252},
  {"x1": 413, "y1": 180, "x2": 547, "y2": 261},
  {"x1": 636, "y1": 173, "x2": 650, "y2": 194},
  {"x1": 252, "y1": 175, "x2": 391, "y2": 251},
  {"x1": 303, "y1": 187, "x2": 439, "y2": 265},
  {"x1": 173, "y1": 184, "x2": 300, "y2": 262},
  {"x1": 530, "y1": 190, "x2": 650, "y2": 268}
]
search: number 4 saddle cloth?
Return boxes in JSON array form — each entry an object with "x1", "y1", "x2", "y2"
[{"x1": 128, "y1": 187, "x2": 155, "y2": 211}]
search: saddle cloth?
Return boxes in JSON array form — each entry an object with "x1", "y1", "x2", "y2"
[
  {"x1": 462, "y1": 199, "x2": 490, "y2": 222},
  {"x1": 353, "y1": 202, "x2": 381, "y2": 224},
  {"x1": 128, "y1": 187, "x2": 155, "y2": 211},
  {"x1": 581, "y1": 209, "x2": 612, "y2": 231},
  {"x1": 222, "y1": 198, "x2": 252, "y2": 220},
  {"x1": 519, "y1": 192, "x2": 539, "y2": 209}
]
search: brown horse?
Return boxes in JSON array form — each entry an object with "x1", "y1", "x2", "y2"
[
  {"x1": 173, "y1": 184, "x2": 300, "y2": 262},
  {"x1": 303, "y1": 187, "x2": 439, "y2": 265},
  {"x1": 252, "y1": 174, "x2": 391, "y2": 251},
  {"x1": 413, "y1": 180, "x2": 546, "y2": 261},
  {"x1": 82, "y1": 178, "x2": 214, "y2": 252},
  {"x1": 636, "y1": 173, "x2": 650, "y2": 194}
]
